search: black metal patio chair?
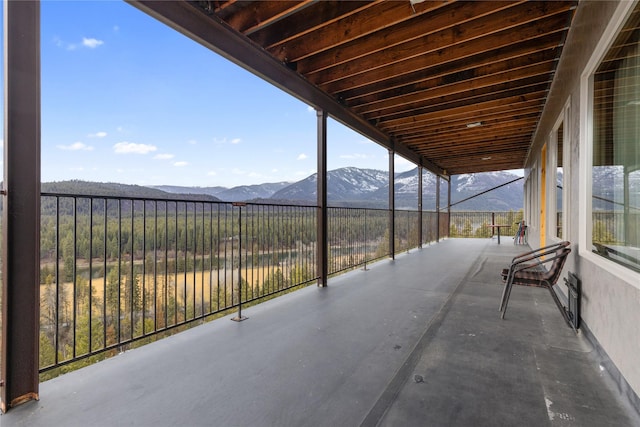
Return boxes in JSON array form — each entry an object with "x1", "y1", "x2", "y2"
[{"x1": 499, "y1": 241, "x2": 572, "y2": 326}]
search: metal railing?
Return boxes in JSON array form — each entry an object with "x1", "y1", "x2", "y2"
[
  {"x1": 327, "y1": 207, "x2": 388, "y2": 274},
  {"x1": 39, "y1": 193, "x2": 448, "y2": 374},
  {"x1": 39, "y1": 194, "x2": 319, "y2": 374},
  {"x1": 448, "y1": 211, "x2": 524, "y2": 239}
]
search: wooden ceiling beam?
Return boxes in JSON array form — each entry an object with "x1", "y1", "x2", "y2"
[
  {"x1": 374, "y1": 80, "x2": 551, "y2": 124},
  {"x1": 268, "y1": 0, "x2": 452, "y2": 63},
  {"x1": 424, "y1": 149, "x2": 530, "y2": 163},
  {"x1": 386, "y1": 104, "x2": 543, "y2": 135},
  {"x1": 356, "y1": 61, "x2": 555, "y2": 118},
  {"x1": 311, "y1": 6, "x2": 571, "y2": 89},
  {"x1": 400, "y1": 121, "x2": 538, "y2": 142},
  {"x1": 401, "y1": 128, "x2": 537, "y2": 149},
  {"x1": 379, "y1": 90, "x2": 548, "y2": 129},
  {"x1": 339, "y1": 32, "x2": 562, "y2": 103},
  {"x1": 412, "y1": 134, "x2": 532, "y2": 151},
  {"x1": 224, "y1": 1, "x2": 316, "y2": 35},
  {"x1": 248, "y1": 1, "x2": 372, "y2": 46},
  {"x1": 346, "y1": 47, "x2": 559, "y2": 110},
  {"x1": 318, "y1": 24, "x2": 566, "y2": 98},
  {"x1": 381, "y1": 99, "x2": 545, "y2": 133},
  {"x1": 299, "y1": 1, "x2": 525, "y2": 75},
  {"x1": 434, "y1": 150, "x2": 528, "y2": 165}
]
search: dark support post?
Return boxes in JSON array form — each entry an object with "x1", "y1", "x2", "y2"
[
  {"x1": 418, "y1": 167, "x2": 423, "y2": 248},
  {"x1": 447, "y1": 178, "x2": 451, "y2": 239},
  {"x1": 435, "y1": 176, "x2": 440, "y2": 242},
  {"x1": 1, "y1": 0, "x2": 41, "y2": 412},
  {"x1": 388, "y1": 150, "x2": 395, "y2": 259},
  {"x1": 316, "y1": 110, "x2": 328, "y2": 287},
  {"x1": 231, "y1": 203, "x2": 247, "y2": 322},
  {"x1": 491, "y1": 212, "x2": 496, "y2": 237}
]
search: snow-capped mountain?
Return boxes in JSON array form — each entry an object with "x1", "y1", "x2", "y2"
[
  {"x1": 272, "y1": 167, "x2": 524, "y2": 211},
  {"x1": 271, "y1": 167, "x2": 389, "y2": 202}
]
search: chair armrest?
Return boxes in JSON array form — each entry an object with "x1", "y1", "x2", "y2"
[{"x1": 510, "y1": 242, "x2": 569, "y2": 264}]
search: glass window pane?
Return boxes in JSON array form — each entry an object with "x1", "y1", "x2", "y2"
[
  {"x1": 556, "y1": 123, "x2": 563, "y2": 238},
  {"x1": 592, "y1": 6, "x2": 640, "y2": 272}
]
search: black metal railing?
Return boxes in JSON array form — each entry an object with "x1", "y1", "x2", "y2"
[
  {"x1": 39, "y1": 193, "x2": 451, "y2": 374},
  {"x1": 327, "y1": 207, "x2": 388, "y2": 274},
  {"x1": 448, "y1": 211, "x2": 524, "y2": 239},
  {"x1": 39, "y1": 194, "x2": 320, "y2": 374}
]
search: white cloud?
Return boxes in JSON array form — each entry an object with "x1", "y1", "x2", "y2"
[
  {"x1": 232, "y1": 168, "x2": 246, "y2": 175},
  {"x1": 57, "y1": 141, "x2": 94, "y2": 151},
  {"x1": 154, "y1": 153, "x2": 175, "y2": 160},
  {"x1": 297, "y1": 153, "x2": 308, "y2": 160},
  {"x1": 271, "y1": 168, "x2": 278, "y2": 173},
  {"x1": 82, "y1": 37, "x2": 104, "y2": 48},
  {"x1": 113, "y1": 25, "x2": 120, "y2": 33},
  {"x1": 53, "y1": 36, "x2": 104, "y2": 50},
  {"x1": 307, "y1": 105, "x2": 315, "y2": 113},
  {"x1": 173, "y1": 161, "x2": 189, "y2": 167},
  {"x1": 213, "y1": 137, "x2": 242, "y2": 145},
  {"x1": 88, "y1": 131, "x2": 107, "y2": 138},
  {"x1": 187, "y1": 139, "x2": 197, "y2": 145},
  {"x1": 113, "y1": 142, "x2": 157, "y2": 154},
  {"x1": 207, "y1": 171, "x2": 217, "y2": 176}
]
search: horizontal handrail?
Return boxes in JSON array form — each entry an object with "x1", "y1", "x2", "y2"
[{"x1": 38, "y1": 191, "x2": 523, "y2": 375}]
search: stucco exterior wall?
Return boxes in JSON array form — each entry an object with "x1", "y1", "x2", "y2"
[{"x1": 526, "y1": 0, "x2": 640, "y2": 400}]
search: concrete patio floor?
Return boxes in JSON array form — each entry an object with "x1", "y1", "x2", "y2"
[{"x1": 2, "y1": 239, "x2": 638, "y2": 426}]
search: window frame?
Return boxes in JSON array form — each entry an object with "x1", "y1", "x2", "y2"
[
  {"x1": 550, "y1": 100, "x2": 571, "y2": 243},
  {"x1": 580, "y1": 0, "x2": 640, "y2": 286}
]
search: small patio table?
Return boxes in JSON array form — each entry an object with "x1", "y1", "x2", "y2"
[{"x1": 488, "y1": 224, "x2": 511, "y2": 244}]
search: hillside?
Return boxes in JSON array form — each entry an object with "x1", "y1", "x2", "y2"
[
  {"x1": 39, "y1": 168, "x2": 527, "y2": 212},
  {"x1": 41, "y1": 180, "x2": 221, "y2": 202}
]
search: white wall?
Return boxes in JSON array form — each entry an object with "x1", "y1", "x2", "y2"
[{"x1": 527, "y1": 0, "x2": 640, "y2": 400}]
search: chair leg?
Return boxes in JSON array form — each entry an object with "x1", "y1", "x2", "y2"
[
  {"x1": 499, "y1": 280, "x2": 509, "y2": 311},
  {"x1": 499, "y1": 271, "x2": 514, "y2": 311},
  {"x1": 500, "y1": 278, "x2": 515, "y2": 318}
]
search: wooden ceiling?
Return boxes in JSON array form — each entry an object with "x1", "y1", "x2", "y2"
[{"x1": 132, "y1": 0, "x2": 577, "y2": 177}]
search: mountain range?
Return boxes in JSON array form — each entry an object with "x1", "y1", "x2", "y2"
[
  {"x1": 38, "y1": 165, "x2": 640, "y2": 212},
  {"x1": 41, "y1": 167, "x2": 524, "y2": 211}
]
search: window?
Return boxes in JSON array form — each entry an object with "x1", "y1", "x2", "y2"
[
  {"x1": 591, "y1": 4, "x2": 640, "y2": 272},
  {"x1": 556, "y1": 123, "x2": 564, "y2": 239}
]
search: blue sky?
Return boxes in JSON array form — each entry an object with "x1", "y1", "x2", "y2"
[{"x1": 2, "y1": 1, "x2": 417, "y2": 188}]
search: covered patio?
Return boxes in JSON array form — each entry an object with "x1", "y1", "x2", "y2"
[
  {"x1": 3, "y1": 0, "x2": 640, "y2": 421},
  {"x1": 3, "y1": 239, "x2": 637, "y2": 426}
]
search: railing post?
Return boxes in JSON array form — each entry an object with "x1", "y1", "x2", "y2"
[
  {"x1": 363, "y1": 210, "x2": 368, "y2": 271},
  {"x1": 447, "y1": 177, "x2": 451, "y2": 239},
  {"x1": 436, "y1": 176, "x2": 440, "y2": 242},
  {"x1": 491, "y1": 212, "x2": 495, "y2": 237},
  {"x1": 389, "y1": 150, "x2": 395, "y2": 258},
  {"x1": 418, "y1": 167, "x2": 423, "y2": 248},
  {"x1": 316, "y1": 110, "x2": 328, "y2": 287},
  {"x1": 231, "y1": 203, "x2": 248, "y2": 322},
  {"x1": 1, "y1": 0, "x2": 41, "y2": 412}
]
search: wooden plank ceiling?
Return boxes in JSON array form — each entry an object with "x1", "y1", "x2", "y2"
[{"x1": 137, "y1": 0, "x2": 577, "y2": 176}]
